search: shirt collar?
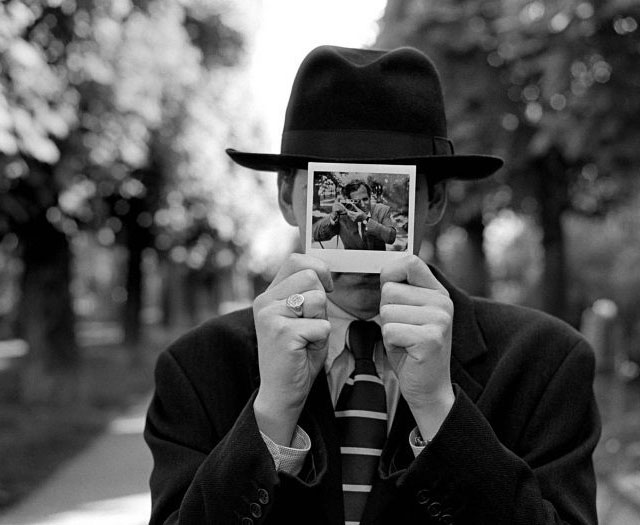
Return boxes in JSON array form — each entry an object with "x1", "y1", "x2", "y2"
[{"x1": 325, "y1": 299, "x2": 380, "y2": 371}]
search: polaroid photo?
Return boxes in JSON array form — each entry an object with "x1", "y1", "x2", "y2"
[{"x1": 305, "y1": 162, "x2": 416, "y2": 273}]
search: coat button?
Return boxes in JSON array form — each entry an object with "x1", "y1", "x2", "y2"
[
  {"x1": 416, "y1": 489, "x2": 431, "y2": 505},
  {"x1": 250, "y1": 503, "x2": 263, "y2": 518},
  {"x1": 427, "y1": 501, "x2": 442, "y2": 517},
  {"x1": 257, "y1": 488, "x2": 269, "y2": 505},
  {"x1": 241, "y1": 518, "x2": 253, "y2": 525}
]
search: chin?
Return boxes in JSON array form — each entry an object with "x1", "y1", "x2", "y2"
[
  {"x1": 330, "y1": 272, "x2": 381, "y2": 318},
  {"x1": 332, "y1": 272, "x2": 380, "y2": 288}
]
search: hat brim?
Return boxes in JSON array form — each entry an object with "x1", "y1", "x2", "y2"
[{"x1": 226, "y1": 149, "x2": 503, "y2": 181}]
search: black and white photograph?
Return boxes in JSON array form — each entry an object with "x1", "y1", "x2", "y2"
[
  {"x1": 306, "y1": 163, "x2": 415, "y2": 273},
  {"x1": 1, "y1": 0, "x2": 639, "y2": 523}
]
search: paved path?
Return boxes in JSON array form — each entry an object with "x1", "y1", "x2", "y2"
[{"x1": 0, "y1": 397, "x2": 152, "y2": 525}]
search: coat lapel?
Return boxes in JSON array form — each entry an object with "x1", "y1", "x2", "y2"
[
  {"x1": 432, "y1": 266, "x2": 486, "y2": 403},
  {"x1": 300, "y1": 371, "x2": 344, "y2": 525}
]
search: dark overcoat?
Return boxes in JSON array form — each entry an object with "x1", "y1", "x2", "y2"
[{"x1": 144, "y1": 270, "x2": 600, "y2": 525}]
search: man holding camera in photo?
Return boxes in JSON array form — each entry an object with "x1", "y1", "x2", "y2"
[
  {"x1": 145, "y1": 45, "x2": 600, "y2": 525},
  {"x1": 313, "y1": 180, "x2": 397, "y2": 250}
]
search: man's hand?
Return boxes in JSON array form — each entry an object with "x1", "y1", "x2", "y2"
[
  {"x1": 330, "y1": 201, "x2": 348, "y2": 221},
  {"x1": 346, "y1": 210, "x2": 367, "y2": 223},
  {"x1": 343, "y1": 202, "x2": 367, "y2": 223},
  {"x1": 380, "y1": 255, "x2": 455, "y2": 441},
  {"x1": 253, "y1": 254, "x2": 333, "y2": 446}
]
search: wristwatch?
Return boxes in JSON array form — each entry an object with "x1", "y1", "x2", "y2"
[{"x1": 362, "y1": 217, "x2": 369, "y2": 227}]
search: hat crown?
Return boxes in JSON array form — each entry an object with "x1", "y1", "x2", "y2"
[
  {"x1": 283, "y1": 46, "x2": 448, "y2": 137},
  {"x1": 225, "y1": 45, "x2": 503, "y2": 180}
]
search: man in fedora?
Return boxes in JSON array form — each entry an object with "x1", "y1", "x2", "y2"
[
  {"x1": 313, "y1": 179, "x2": 397, "y2": 250},
  {"x1": 145, "y1": 46, "x2": 600, "y2": 524}
]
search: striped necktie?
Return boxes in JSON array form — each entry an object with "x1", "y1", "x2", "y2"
[{"x1": 335, "y1": 320, "x2": 386, "y2": 525}]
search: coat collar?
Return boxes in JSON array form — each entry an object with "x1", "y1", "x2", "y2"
[{"x1": 430, "y1": 265, "x2": 488, "y2": 366}]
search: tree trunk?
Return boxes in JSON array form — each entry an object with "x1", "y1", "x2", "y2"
[
  {"x1": 124, "y1": 236, "x2": 143, "y2": 348},
  {"x1": 534, "y1": 149, "x2": 569, "y2": 321},
  {"x1": 160, "y1": 256, "x2": 191, "y2": 329},
  {"x1": 122, "y1": 196, "x2": 152, "y2": 360},
  {"x1": 18, "y1": 217, "x2": 79, "y2": 404}
]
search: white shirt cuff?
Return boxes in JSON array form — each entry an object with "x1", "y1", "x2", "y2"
[
  {"x1": 260, "y1": 426, "x2": 311, "y2": 476},
  {"x1": 409, "y1": 426, "x2": 427, "y2": 458}
]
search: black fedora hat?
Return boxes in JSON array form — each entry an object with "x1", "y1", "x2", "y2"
[{"x1": 226, "y1": 45, "x2": 503, "y2": 181}]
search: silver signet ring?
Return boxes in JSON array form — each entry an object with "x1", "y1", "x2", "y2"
[{"x1": 285, "y1": 293, "x2": 305, "y2": 317}]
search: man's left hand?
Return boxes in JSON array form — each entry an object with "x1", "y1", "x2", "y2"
[
  {"x1": 380, "y1": 255, "x2": 455, "y2": 441},
  {"x1": 344, "y1": 204, "x2": 367, "y2": 223}
]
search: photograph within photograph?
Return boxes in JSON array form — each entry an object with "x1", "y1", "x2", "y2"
[{"x1": 305, "y1": 163, "x2": 415, "y2": 273}]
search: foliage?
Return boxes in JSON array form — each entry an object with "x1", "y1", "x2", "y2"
[
  {"x1": 0, "y1": 0, "x2": 278, "y2": 400},
  {"x1": 0, "y1": 0, "x2": 271, "y2": 258},
  {"x1": 379, "y1": 0, "x2": 640, "y2": 211},
  {"x1": 0, "y1": 0, "x2": 277, "y2": 304},
  {"x1": 378, "y1": 0, "x2": 640, "y2": 318}
]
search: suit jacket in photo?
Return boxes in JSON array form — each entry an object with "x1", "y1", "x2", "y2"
[
  {"x1": 313, "y1": 202, "x2": 396, "y2": 250},
  {"x1": 144, "y1": 269, "x2": 600, "y2": 525}
]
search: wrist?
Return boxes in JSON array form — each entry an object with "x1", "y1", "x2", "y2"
[
  {"x1": 407, "y1": 386, "x2": 455, "y2": 442},
  {"x1": 254, "y1": 392, "x2": 303, "y2": 447}
]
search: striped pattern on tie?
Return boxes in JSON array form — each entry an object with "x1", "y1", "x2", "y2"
[{"x1": 336, "y1": 320, "x2": 386, "y2": 525}]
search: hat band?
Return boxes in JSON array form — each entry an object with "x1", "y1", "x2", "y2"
[{"x1": 281, "y1": 130, "x2": 454, "y2": 158}]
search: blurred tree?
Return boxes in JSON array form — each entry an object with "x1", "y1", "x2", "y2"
[
  {"x1": 0, "y1": 0, "x2": 264, "y2": 400},
  {"x1": 378, "y1": 0, "x2": 640, "y2": 320},
  {"x1": 1, "y1": 0, "x2": 84, "y2": 402}
]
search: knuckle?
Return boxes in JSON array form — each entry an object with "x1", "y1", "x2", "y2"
[
  {"x1": 425, "y1": 325, "x2": 445, "y2": 346},
  {"x1": 407, "y1": 254, "x2": 423, "y2": 271},
  {"x1": 379, "y1": 304, "x2": 392, "y2": 321},
  {"x1": 289, "y1": 252, "x2": 304, "y2": 265},
  {"x1": 444, "y1": 297, "x2": 454, "y2": 313},
  {"x1": 254, "y1": 304, "x2": 270, "y2": 324},
  {"x1": 318, "y1": 319, "x2": 331, "y2": 336},
  {"x1": 272, "y1": 317, "x2": 288, "y2": 335},
  {"x1": 253, "y1": 292, "x2": 268, "y2": 310},
  {"x1": 300, "y1": 268, "x2": 319, "y2": 286},
  {"x1": 306, "y1": 290, "x2": 326, "y2": 311},
  {"x1": 412, "y1": 349, "x2": 429, "y2": 364},
  {"x1": 433, "y1": 310, "x2": 451, "y2": 327},
  {"x1": 308, "y1": 288, "x2": 326, "y2": 301},
  {"x1": 381, "y1": 281, "x2": 396, "y2": 299}
]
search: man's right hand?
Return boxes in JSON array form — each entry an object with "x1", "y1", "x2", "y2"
[
  {"x1": 252, "y1": 254, "x2": 333, "y2": 446},
  {"x1": 330, "y1": 201, "x2": 348, "y2": 220}
]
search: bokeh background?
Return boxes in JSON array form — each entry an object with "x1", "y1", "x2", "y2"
[{"x1": 1, "y1": 0, "x2": 639, "y2": 523}]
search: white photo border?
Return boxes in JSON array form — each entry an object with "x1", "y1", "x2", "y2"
[{"x1": 305, "y1": 162, "x2": 416, "y2": 273}]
